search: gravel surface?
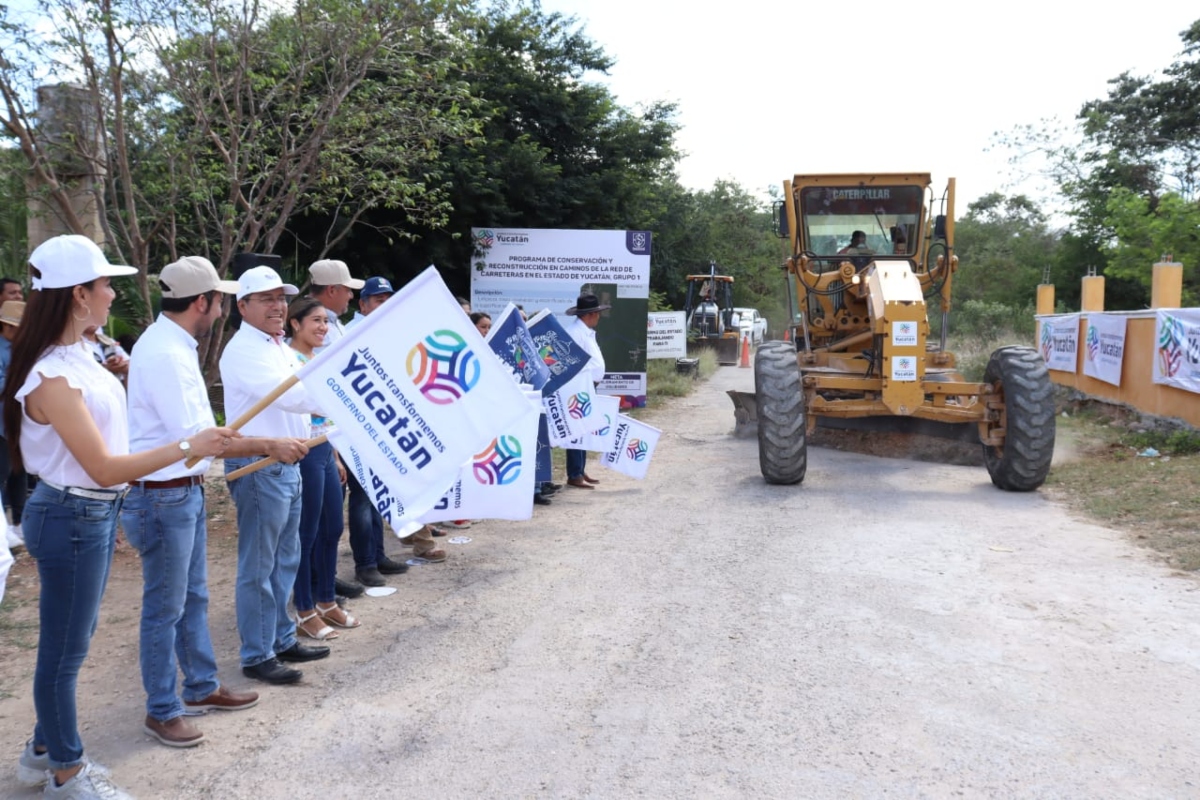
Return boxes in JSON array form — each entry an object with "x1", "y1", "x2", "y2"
[{"x1": 3, "y1": 363, "x2": 1199, "y2": 799}]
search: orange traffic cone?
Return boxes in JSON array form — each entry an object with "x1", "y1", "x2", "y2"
[
  {"x1": 739, "y1": 334, "x2": 751, "y2": 368},
  {"x1": 784, "y1": 327, "x2": 791, "y2": 342}
]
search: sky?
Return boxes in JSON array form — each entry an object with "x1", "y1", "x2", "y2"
[{"x1": 539, "y1": 0, "x2": 1197, "y2": 212}]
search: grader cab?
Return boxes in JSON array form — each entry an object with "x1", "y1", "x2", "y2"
[{"x1": 730, "y1": 173, "x2": 1055, "y2": 491}]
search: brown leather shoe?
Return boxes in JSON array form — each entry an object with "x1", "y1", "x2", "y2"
[
  {"x1": 144, "y1": 715, "x2": 205, "y2": 748},
  {"x1": 582, "y1": 474, "x2": 600, "y2": 484},
  {"x1": 183, "y1": 685, "x2": 260, "y2": 713},
  {"x1": 412, "y1": 542, "x2": 447, "y2": 562},
  {"x1": 567, "y1": 477, "x2": 594, "y2": 489}
]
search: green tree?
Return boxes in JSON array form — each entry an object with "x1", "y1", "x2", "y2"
[
  {"x1": 953, "y1": 192, "x2": 1059, "y2": 307},
  {"x1": 1105, "y1": 189, "x2": 1200, "y2": 304}
]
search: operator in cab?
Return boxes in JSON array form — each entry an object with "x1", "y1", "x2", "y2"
[{"x1": 837, "y1": 230, "x2": 874, "y2": 257}]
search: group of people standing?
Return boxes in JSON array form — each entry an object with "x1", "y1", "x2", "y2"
[{"x1": 1, "y1": 234, "x2": 612, "y2": 799}]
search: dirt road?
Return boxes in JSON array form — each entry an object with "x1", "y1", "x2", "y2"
[{"x1": 3, "y1": 364, "x2": 1199, "y2": 798}]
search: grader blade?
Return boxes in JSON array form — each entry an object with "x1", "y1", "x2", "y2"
[{"x1": 728, "y1": 390, "x2": 758, "y2": 437}]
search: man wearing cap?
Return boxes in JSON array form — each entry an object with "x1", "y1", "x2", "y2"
[
  {"x1": 122, "y1": 257, "x2": 309, "y2": 747},
  {"x1": 564, "y1": 292, "x2": 610, "y2": 490},
  {"x1": 221, "y1": 266, "x2": 331, "y2": 686},
  {"x1": 0, "y1": 300, "x2": 26, "y2": 551}
]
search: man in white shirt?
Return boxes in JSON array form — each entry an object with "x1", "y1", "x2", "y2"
[
  {"x1": 122, "y1": 257, "x2": 310, "y2": 747},
  {"x1": 220, "y1": 266, "x2": 332, "y2": 686},
  {"x1": 564, "y1": 292, "x2": 609, "y2": 490}
]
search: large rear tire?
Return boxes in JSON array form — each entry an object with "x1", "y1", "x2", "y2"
[
  {"x1": 755, "y1": 341, "x2": 807, "y2": 484},
  {"x1": 982, "y1": 346, "x2": 1056, "y2": 491}
]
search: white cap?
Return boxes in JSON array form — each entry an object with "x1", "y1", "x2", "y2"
[
  {"x1": 309, "y1": 259, "x2": 365, "y2": 290},
  {"x1": 29, "y1": 235, "x2": 138, "y2": 290},
  {"x1": 160, "y1": 256, "x2": 240, "y2": 298},
  {"x1": 236, "y1": 266, "x2": 299, "y2": 301}
]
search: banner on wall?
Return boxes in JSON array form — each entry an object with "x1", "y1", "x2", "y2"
[
  {"x1": 1038, "y1": 314, "x2": 1080, "y2": 373},
  {"x1": 1153, "y1": 309, "x2": 1200, "y2": 395},
  {"x1": 470, "y1": 228, "x2": 651, "y2": 405},
  {"x1": 647, "y1": 311, "x2": 686, "y2": 359},
  {"x1": 1081, "y1": 314, "x2": 1127, "y2": 387}
]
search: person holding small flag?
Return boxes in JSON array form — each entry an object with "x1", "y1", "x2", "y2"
[{"x1": 563, "y1": 291, "x2": 609, "y2": 490}]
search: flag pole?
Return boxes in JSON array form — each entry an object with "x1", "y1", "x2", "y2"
[
  {"x1": 224, "y1": 433, "x2": 328, "y2": 482},
  {"x1": 184, "y1": 374, "x2": 301, "y2": 468}
]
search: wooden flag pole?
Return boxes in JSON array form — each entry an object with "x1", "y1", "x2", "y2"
[
  {"x1": 184, "y1": 374, "x2": 301, "y2": 468},
  {"x1": 225, "y1": 434, "x2": 328, "y2": 481}
]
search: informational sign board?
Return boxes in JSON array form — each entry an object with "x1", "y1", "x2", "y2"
[
  {"x1": 1082, "y1": 313, "x2": 1127, "y2": 387},
  {"x1": 1038, "y1": 314, "x2": 1080, "y2": 373},
  {"x1": 1153, "y1": 309, "x2": 1200, "y2": 395},
  {"x1": 471, "y1": 228, "x2": 651, "y2": 406},
  {"x1": 647, "y1": 311, "x2": 686, "y2": 359}
]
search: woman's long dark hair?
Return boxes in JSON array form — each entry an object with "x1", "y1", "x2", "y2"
[
  {"x1": 286, "y1": 296, "x2": 325, "y2": 339},
  {"x1": 1, "y1": 271, "x2": 92, "y2": 469}
]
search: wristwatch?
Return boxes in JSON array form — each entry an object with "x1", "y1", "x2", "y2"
[{"x1": 178, "y1": 439, "x2": 192, "y2": 457}]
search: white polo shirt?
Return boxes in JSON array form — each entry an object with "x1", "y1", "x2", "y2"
[
  {"x1": 127, "y1": 314, "x2": 215, "y2": 480},
  {"x1": 220, "y1": 322, "x2": 325, "y2": 441}
]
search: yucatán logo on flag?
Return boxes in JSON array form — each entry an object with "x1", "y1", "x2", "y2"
[
  {"x1": 567, "y1": 391, "x2": 592, "y2": 420},
  {"x1": 473, "y1": 436, "x2": 522, "y2": 485},
  {"x1": 625, "y1": 437, "x2": 649, "y2": 462},
  {"x1": 407, "y1": 330, "x2": 480, "y2": 404}
]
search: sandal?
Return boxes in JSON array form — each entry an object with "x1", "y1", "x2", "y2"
[
  {"x1": 297, "y1": 611, "x2": 339, "y2": 641},
  {"x1": 316, "y1": 602, "x2": 361, "y2": 630}
]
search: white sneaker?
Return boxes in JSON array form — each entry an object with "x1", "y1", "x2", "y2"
[
  {"x1": 43, "y1": 762, "x2": 131, "y2": 799},
  {"x1": 18, "y1": 740, "x2": 113, "y2": 790},
  {"x1": 6, "y1": 524, "x2": 24, "y2": 552}
]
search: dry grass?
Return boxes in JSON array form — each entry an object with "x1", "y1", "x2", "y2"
[{"x1": 1046, "y1": 401, "x2": 1200, "y2": 571}]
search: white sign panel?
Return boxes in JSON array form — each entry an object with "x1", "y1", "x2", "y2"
[
  {"x1": 890, "y1": 355, "x2": 918, "y2": 382},
  {"x1": 1082, "y1": 314, "x2": 1127, "y2": 387},
  {"x1": 891, "y1": 320, "x2": 919, "y2": 347},
  {"x1": 647, "y1": 311, "x2": 686, "y2": 359},
  {"x1": 1153, "y1": 309, "x2": 1200, "y2": 395},
  {"x1": 1039, "y1": 314, "x2": 1080, "y2": 373}
]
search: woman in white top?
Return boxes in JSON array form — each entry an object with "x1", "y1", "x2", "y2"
[{"x1": 0, "y1": 235, "x2": 236, "y2": 799}]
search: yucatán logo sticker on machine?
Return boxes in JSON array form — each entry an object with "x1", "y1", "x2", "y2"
[
  {"x1": 891, "y1": 321, "x2": 918, "y2": 347},
  {"x1": 891, "y1": 356, "x2": 917, "y2": 382}
]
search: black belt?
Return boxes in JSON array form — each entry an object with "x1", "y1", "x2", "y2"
[{"x1": 136, "y1": 475, "x2": 205, "y2": 490}]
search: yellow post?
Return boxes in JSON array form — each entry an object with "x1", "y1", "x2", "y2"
[
  {"x1": 1151, "y1": 259, "x2": 1183, "y2": 309},
  {"x1": 1080, "y1": 275, "x2": 1105, "y2": 312},
  {"x1": 1036, "y1": 283, "x2": 1055, "y2": 315}
]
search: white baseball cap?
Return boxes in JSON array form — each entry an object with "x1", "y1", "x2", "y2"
[
  {"x1": 160, "y1": 256, "x2": 240, "y2": 298},
  {"x1": 236, "y1": 266, "x2": 299, "y2": 301},
  {"x1": 29, "y1": 235, "x2": 138, "y2": 290},
  {"x1": 309, "y1": 259, "x2": 365, "y2": 290}
]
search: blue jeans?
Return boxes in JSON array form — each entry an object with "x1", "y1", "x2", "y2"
[
  {"x1": 294, "y1": 442, "x2": 343, "y2": 610},
  {"x1": 225, "y1": 457, "x2": 301, "y2": 667},
  {"x1": 120, "y1": 483, "x2": 219, "y2": 721},
  {"x1": 23, "y1": 482, "x2": 123, "y2": 770},
  {"x1": 567, "y1": 448, "x2": 587, "y2": 480},
  {"x1": 347, "y1": 475, "x2": 384, "y2": 571}
]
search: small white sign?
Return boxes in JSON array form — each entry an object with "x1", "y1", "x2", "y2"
[
  {"x1": 891, "y1": 321, "x2": 918, "y2": 347},
  {"x1": 647, "y1": 311, "x2": 687, "y2": 359},
  {"x1": 891, "y1": 356, "x2": 918, "y2": 382}
]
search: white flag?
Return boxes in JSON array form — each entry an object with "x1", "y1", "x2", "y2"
[
  {"x1": 417, "y1": 392, "x2": 539, "y2": 522},
  {"x1": 295, "y1": 266, "x2": 532, "y2": 521},
  {"x1": 544, "y1": 371, "x2": 600, "y2": 446},
  {"x1": 599, "y1": 414, "x2": 661, "y2": 480},
  {"x1": 565, "y1": 393, "x2": 621, "y2": 452}
]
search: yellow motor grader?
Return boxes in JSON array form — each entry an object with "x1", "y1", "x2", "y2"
[{"x1": 729, "y1": 173, "x2": 1055, "y2": 491}]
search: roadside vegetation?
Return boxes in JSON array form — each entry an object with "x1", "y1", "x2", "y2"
[{"x1": 1047, "y1": 402, "x2": 1200, "y2": 571}]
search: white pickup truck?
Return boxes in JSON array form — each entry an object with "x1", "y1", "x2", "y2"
[{"x1": 732, "y1": 307, "x2": 767, "y2": 346}]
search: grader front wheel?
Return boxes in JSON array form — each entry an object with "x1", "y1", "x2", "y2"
[
  {"x1": 982, "y1": 346, "x2": 1056, "y2": 491},
  {"x1": 755, "y1": 341, "x2": 807, "y2": 485}
]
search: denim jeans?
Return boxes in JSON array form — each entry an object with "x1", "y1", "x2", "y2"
[
  {"x1": 294, "y1": 442, "x2": 343, "y2": 610},
  {"x1": 225, "y1": 457, "x2": 301, "y2": 667},
  {"x1": 347, "y1": 475, "x2": 384, "y2": 571},
  {"x1": 0, "y1": 435, "x2": 29, "y2": 523},
  {"x1": 22, "y1": 481, "x2": 123, "y2": 770},
  {"x1": 120, "y1": 483, "x2": 219, "y2": 721},
  {"x1": 566, "y1": 448, "x2": 587, "y2": 480}
]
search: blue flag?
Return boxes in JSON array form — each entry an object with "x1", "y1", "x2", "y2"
[
  {"x1": 485, "y1": 304, "x2": 551, "y2": 390},
  {"x1": 527, "y1": 310, "x2": 588, "y2": 396}
]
